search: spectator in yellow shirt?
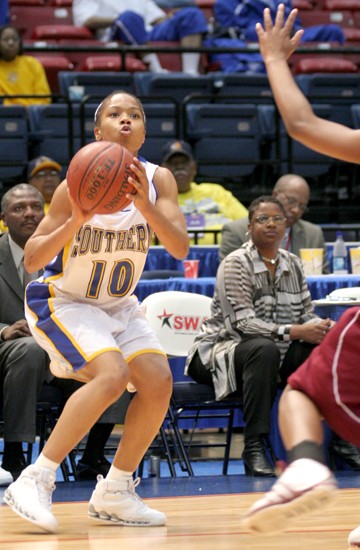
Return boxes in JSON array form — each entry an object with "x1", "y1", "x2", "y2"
[
  {"x1": 27, "y1": 156, "x2": 62, "y2": 214},
  {"x1": 0, "y1": 25, "x2": 51, "y2": 106},
  {"x1": 161, "y1": 140, "x2": 248, "y2": 245}
]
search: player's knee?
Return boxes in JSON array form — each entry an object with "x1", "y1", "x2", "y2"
[
  {"x1": 147, "y1": 365, "x2": 172, "y2": 401},
  {"x1": 98, "y1": 367, "x2": 130, "y2": 402}
]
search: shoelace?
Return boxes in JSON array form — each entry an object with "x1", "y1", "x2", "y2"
[
  {"x1": 127, "y1": 477, "x2": 144, "y2": 504},
  {"x1": 35, "y1": 477, "x2": 55, "y2": 509}
]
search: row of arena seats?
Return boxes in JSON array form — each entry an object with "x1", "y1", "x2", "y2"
[
  {"x1": 53, "y1": 71, "x2": 360, "y2": 109},
  {"x1": 8, "y1": 0, "x2": 360, "y2": 91},
  {"x1": 9, "y1": 1, "x2": 360, "y2": 36},
  {"x1": 26, "y1": 47, "x2": 360, "y2": 95},
  {"x1": 2, "y1": 72, "x2": 360, "y2": 198}
]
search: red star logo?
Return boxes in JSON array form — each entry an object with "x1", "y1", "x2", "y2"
[{"x1": 157, "y1": 309, "x2": 173, "y2": 328}]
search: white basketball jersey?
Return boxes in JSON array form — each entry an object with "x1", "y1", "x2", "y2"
[{"x1": 43, "y1": 160, "x2": 158, "y2": 307}]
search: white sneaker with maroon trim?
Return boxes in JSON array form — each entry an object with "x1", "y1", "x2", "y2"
[
  {"x1": 241, "y1": 458, "x2": 337, "y2": 535},
  {"x1": 348, "y1": 524, "x2": 360, "y2": 547}
]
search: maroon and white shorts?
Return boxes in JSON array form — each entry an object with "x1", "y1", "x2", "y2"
[{"x1": 288, "y1": 307, "x2": 360, "y2": 446}]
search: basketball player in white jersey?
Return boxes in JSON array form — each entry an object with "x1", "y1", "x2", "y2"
[{"x1": 4, "y1": 90, "x2": 190, "y2": 532}]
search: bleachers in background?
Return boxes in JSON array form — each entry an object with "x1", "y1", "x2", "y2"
[
  {"x1": 184, "y1": 102, "x2": 268, "y2": 183},
  {"x1": 0, "y1": 106, "x2": 28, "y2": 181},
  {"x1": 80, "y1": 54, "x2": 146, "y2": 73},
  {"x1": 298, "y1": 8, "x2": 356, "y2": 27},
  {"x1": 37, "y1": 40, "x2": 144, "y2": 73},
  {"x1": 259, "y1": 103, "x2": 342, "y2": 178},
  {"x1": 58, "y1": 71, "x2": 136, "y2": 98},
  {"x1": 351, "y1": 103, "x2": 360, "y2": 128},
  {"x1": 138, "y1": 101, "x2": 179, "y2": 165},
  {"x1": 134, "y1": 73, "x2": 215, "y2": 106},
  {"x1": 10, "y1": 5, "x2": 74, "y2": 38},
  {"x1": 209, "y1": 73, "x2": 273, "y2": 103},
  {"x1": 4, "y1": 0, "x2": 360, "y2": 216},
  {"x1": 32, "y1": 53, "x2": 74, "y2": 93},
  {"x1": 296, "y1": 72, "x2": 360, "y2": 127},
  {"x1": 292, "y1": 56, "x2": 358, "y2": 76},
  {"x1": 27, "y1": 103, "x2": 97, "y2": 168}
]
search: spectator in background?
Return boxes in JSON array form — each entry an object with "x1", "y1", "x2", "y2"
[
  {"x1": 72, "y1": 0, "x2": 208, "y2": 75},
  {"x1": 0, "y1": 184, "x2": 48, "y2": 485},
  {"x1": 0, "y1": 1, "x2": 9, "y2": 26},
  {"x1": 185, "y1": 195, "x2": 334, "y2": 477},
  {"x1": 161, "y1": 140, "x2": 248, "y2": 245},
  {"x1": 0, "y1": 156, "x2": 62, "y2": 234},
  {"x1": 0, "y1": 26, "x2": 51, "y2": 106},
  {"x1": 220, "y1": 175, "x2": 360, "y2": 471},
  {"x1": 220, "y1": 174, "x2": 330, "y2": 273},
  {"x1": 214, "y1": 0, "x2": 345, "y2": 44},
  {"x1": 27, "y1": 156, "x2": 62, "y2": 214}
]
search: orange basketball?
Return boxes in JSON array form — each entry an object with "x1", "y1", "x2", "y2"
[{"x1": 67, "y1": 141, "x2": 135, "y2": 214}]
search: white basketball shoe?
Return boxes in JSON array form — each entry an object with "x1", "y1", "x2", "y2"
[
  {"x1": 241, "y1": 458, "x2": 337, "y2": 535},
  {"x1": 88, "y1": 475, "x2": 166, "y2": 526},
  {"x1": 3, "y1": 464, "x2": 58, "y2": 533}
]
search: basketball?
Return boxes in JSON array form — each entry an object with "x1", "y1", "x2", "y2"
[{"x1": 67, "y1": 141, "x2": 136, "y2": 214}]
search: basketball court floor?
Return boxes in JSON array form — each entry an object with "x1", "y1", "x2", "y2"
[{"x1": 1, "y1": 468, "x2": 360, "y2": 549}]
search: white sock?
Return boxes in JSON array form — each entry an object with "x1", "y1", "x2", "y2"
[
  {"x1": 182, "y1": 53, "x2": 200, "y2": 75},
  {"x1": 143, "y1": 53, "x2": 168, "y2": 73},
  {"x1": 35, "y1": 452, "x2": 59, "y2": 472},
  {"x1": 106, "y1": 465, "x2": 133, "y2": 481}
]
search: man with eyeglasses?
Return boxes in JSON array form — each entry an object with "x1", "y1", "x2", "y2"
[{"x1": 219, "y1": 173, "x2": 329, "y2": 273}]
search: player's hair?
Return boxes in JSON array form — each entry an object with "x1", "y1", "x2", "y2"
[
  {"x1": 248, "y1": 195, "x2": 286, "y2": 222},
  {"x1": 1, "y1": 183, "x2": 44, "y2": 213},
  {"x1": 94, "y1": 90, "x2": 146, "y2": 126}
]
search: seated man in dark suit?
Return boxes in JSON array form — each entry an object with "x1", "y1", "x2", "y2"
[
  {"x1": 0, "y1": 184, "x2": 48, "y2": 484},
  {"x1": 220, "y1": 173, "x2": 329, "y2": 273}
]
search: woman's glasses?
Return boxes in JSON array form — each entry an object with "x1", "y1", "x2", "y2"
[{"x1": 254, "y1": 215, "x2": 287, "y2": 225}]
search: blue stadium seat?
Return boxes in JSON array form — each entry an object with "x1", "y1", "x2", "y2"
[
  {"x1": 133, "y1": 73, "x2": 214, "y2": 106},
  {"x1": 259, "y1": 103, "x2": 340, "y2": 179},
  {"x1": 138, "y1": 102, "x2": 179, "y2": 165},
  {"x1": 184, "y1": 103, "x2": 265, "y2": 181},
  {"x1": 210, "y1": 73, "x2": 273, "y2": 103},
  {"x1": 0, "y1": 105, "x2": 28, "y2": 182},
  {"x1": 351, "y1": 104, "x2": 360, "y2": 129},
  {"x1": 27, "y1": 103, "x2": 97, "y2": 168},
  {"x1": 295, "y1": 73, "x2": 360, "y2": 127},
  {"x1": 58, "y1": 71, "x2": 135, "y2": 100}
]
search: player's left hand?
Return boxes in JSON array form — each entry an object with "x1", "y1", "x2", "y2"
[{"x1": 126, "y1": 157, "x2": 151, "y2": 211}]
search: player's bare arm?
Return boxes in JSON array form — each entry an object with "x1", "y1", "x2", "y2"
[
  {"x1": 130, "y1": 163, "x2": 189, "y2": 260},
  {"x1": 256, "y1": 4, "x2": 360, "y2": 164},
  {"x1": 24, "y1": 180, "x2": 93, "y2": 272}
]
